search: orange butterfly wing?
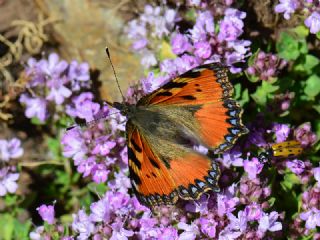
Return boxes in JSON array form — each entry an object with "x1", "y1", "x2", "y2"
[
  {"x1": 127, "y1": 120, "x2": 220, "y2": 206},
  {"x1": 138, "y1": 63, "x2": 248, "y2": 153},
  {"x1": 126, "y1": 63, "x2": 247, "y2": 206}
]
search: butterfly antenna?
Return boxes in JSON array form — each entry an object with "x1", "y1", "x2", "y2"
[{"x1": 105, "y1": 47, "x2": 125, "y2": 100}]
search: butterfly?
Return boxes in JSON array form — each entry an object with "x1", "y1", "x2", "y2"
[
  {"x1": 107, "y1": 60, "x2": 248, "y2": 207},
  {"x1": 258, "y1": 140, "x2": 303, "y2": 163}
]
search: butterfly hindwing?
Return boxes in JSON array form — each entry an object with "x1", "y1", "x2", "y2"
[
  {"x1": 127, "y1": 120, "x2": 220, "y2": 207},
  {"x1": 138, "y1": 63, "x2": 248, "y2": 153}
]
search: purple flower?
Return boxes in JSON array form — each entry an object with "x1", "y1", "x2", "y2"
[
  {"x1": 227, "y1": 210, "x2": 248, "y2": 233},
  {"x1": 141, "y1": 72, "x2": 168, "y2": 94},
  {"x1": 132, "y1": 38, "x2": 148, "y2": 50},
  {"x1": 218, "y1": 229, "x2": 242, "y2": 240},
  {"x1": 90, "y1": 197, "x2": 110, "y2": 222},
  {"x1": 301, "y1": 186, "x2": 320, "y2": 211},
  {"x1": 66, "y1": 92, "x2": 100, "y2": 122},
  {"x1": 178, "y1": 222, "x2": 199, "y2": 240},
  {"x1": 108, "y1": 108, "x2": 127, "y2": 133},
  {"x1": 110, "y1": 222, "x2": 134, "y2": 240},
  {"x1": 77, "y1": 156, "x2": 96, "y2": 177},
  {"x1": 185, "y1": 194, "x2": 209, "y2": 214},
  {"x1": 313, "y1": 165, "x2": 320, "y2": 184},
  {"x1": 225, "y1": 40, "x2": 251, "y2": 73},
  {"x1": 286, "y1": 159, "x2": 305, "y2": 175},
  {"x1": 190, "y1": 11, "x2": 215, "y2": 41},
  {"x1": 72, "y1": 209, "x2": 95, "y2": 240},
  {"x1": 140, "y1": 49, "x2": 157, "y2": 68},
  {"x1": 217, "y1": 184, "x2": 239, "y2": 216},
  {"x1": 243, "y1": 157, "x2": 264, "y2": 180},
  {"x1": 199, "y1": 217, "x2": 218, "y2": 238},
  {"x1": 0, "y1": 138, "x2": 23, "y2": 162},
  {"x1": 158, "y1": 226, "x2": 178, "y2": 240},
  {"x1": 108, "y1": 170, "x2": 131, "y2": 193},
  {"x1": 68, "y1": 60, "x2": 90, "y2": 81},
  {"x1": 258, "y1": 211, "x2": 282, "y2": 233},
  {"x1": 174, "y1": 54, "x2": 201, "y2": 74},
  {"x1": 126, "y1": 19, "x2": 147, "y2": 40},
  {"x1": 91, "y1": 164, "x2": 109, "y2": 183},
  {"x1": 20, "y1": 95, "x2": 47, "y2": 122},
  {"x1": 46, "y1": 76, "x2": 72, "y2": 105},
  {"x1": 244, "y1": 202, "x2": 263, "y2": 221},
  {"x1": 300, "y1": 207, "x2": 320, "y2": 229},
  {"x1": 247, "y1": 51, "x2": 287, "y2": 81},
  {"x1": 171, "y1": 33, "x2": 192, "y2": 55},
  {"x1": 61, "y1": 128, "x2": 88, "y2": 163},
  {"x1": 187, "y1": 0, "x2": 201, "y2": 6},
  {"x1": 274, "y1": 0, "x2": 299, "y2": 20},
  {"x1": 68, "y1": 60, "x2": 90, "y2": 91},
  {"x1": 39, "y1": 53, "x2": 68, "y2": 78},
  {"x1": 294, "y1": 122, "x2": 317, "y2": 147},
  {"x1": 0, "y1": 168, "x2": 19, "y2": 196},
  {"x1": 92, "y1": 136, "x2": 116, "y2": 156},
  {"x1": 25, "y1": 58, "x2": 45, "y2": 87},
  {"x1": 29, "y1": 226, "x2": 44, "y2": 240},
  {"x1": 219, "y1": 148, "x2": 244, "y2": 168},
  {"x1": 273, "y1": 123, "x2": 290, "y2": 143},
  {"x1": 194, "y1": 41, "x2": 212, "y2": 59},
  {"x1": 218, "y1": 8, "x2": 246, "y2": 41},
  {"x1": 37, "y1": 204, "x2": 55, "y2": 224},
  {"x1": 305, "y1": 11, "x2": 320, "y2": 34}
]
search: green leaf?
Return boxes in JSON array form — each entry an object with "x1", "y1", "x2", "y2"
[
  {"x1": 276, "y1": 32, "x2": 300, "y2": 60},
  {"x1": 304, "y1": 74, "x2": 320, "y2": 98},
  {"x1": 185, "y1": 8, "x2": 197, "y2": 22},
  {"x1": 245, "y1": 71, "x2": 260, "y2": 83},
  {"x1": 317, "y1": 31, "x2": 320, "y2": 39},
  {"x1": 13, "y1": 219, "x2": 32, "y2": 240},
  {"x1": 313, "y1": 105, "x2": 320, "y2": 114},
  {"x1": 4, "y1": 195, "x2": 18, "y2": 207},
  {"x1": 159, "y1": 40, "x2": 176, "y2": 61},
  {"x1": 87, "y1": 182, "x2": 108, "y2": 196},
  {"x1": 248, "y1": 48, "x2": 260, "y2": 66},
  {"x1": 251, "y1": 81, "x2": 279, "y2": 105},
  {"x1": 281, "y1": 172, "x2": 301, "y2": 191},
  {"x1": 59, "y1": 115, "x2": 73, "y2": 128},
  {"x1": 268, "y1": 197, "x2": 276, "y2": 207},
  {"x1": 293, "y1": 25, "x2": 309, "y2": 38},
  {"x1": 60, "y1": 214, "x2": 73, "y2": 224},
  {"x1": 234, "y1": 84, "x2": 249, "y2": 106},
  {"x1": 239, "y1": 89, "x2": 249, "y2": 106},
  {"x1": 47, "y1": 137, "x2": 61, "y2": 159},
  {"x1": 294, "y1": 54, "x2": 320, "y2": 74},
  {"x1": 234, "y1": 83, "x2": 242, "y2": 100},
  {"x1": 0, "y1": 214, "x2": 14, "y2": 240},
  {"x1": 305, "y1": 54, "x2": 320, "y2": 69},
  {"x1": 31, "y1": 117, "x2": 45, "y2": 125},
  {"x1": 298, "y1": 39, "x2": 308, "y2": 54}
]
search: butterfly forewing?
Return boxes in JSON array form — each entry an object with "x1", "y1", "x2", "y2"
[{"x1": 138, "y1": 63, "x2": 248, "y2": 153}]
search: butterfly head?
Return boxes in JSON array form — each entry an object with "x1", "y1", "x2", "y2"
[{"x1": 112, "y1": 101, "x2": 135, "y2": 117}]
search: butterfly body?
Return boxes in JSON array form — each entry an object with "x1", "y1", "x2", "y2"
[{"x1": 111, "y1": 63, "x2": 248, "y2": 207}]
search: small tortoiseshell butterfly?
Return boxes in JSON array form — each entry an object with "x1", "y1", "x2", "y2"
[{"x1": 105, "y1": 50, "x2": 248, "y2": 207}]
